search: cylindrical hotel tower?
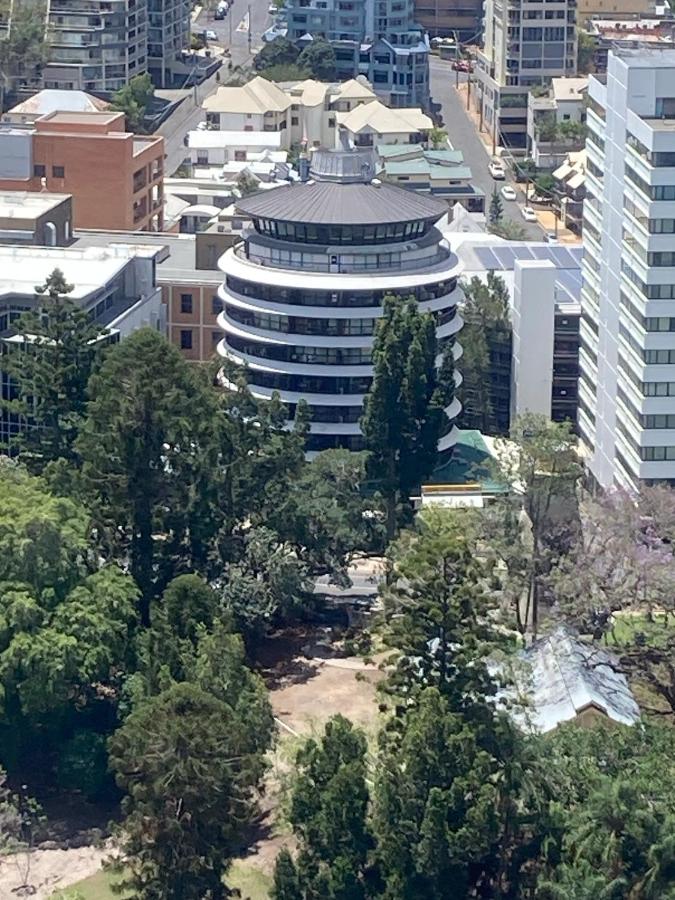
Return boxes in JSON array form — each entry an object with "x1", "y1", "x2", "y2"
[{"x1": 217, "y1": 149, "x2": 463, "y2": 454}]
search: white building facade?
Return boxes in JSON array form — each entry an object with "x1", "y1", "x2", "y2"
[
  {"x1": 217, "y1": 150, "x2": 463, "y2": 453},
  {"x1": 580, "y1": 49, "x2": 675, "y2": 489}
]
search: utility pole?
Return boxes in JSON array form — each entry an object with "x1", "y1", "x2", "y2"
[
  {"x1": 454, "y1": 30, "x2": 460, "y2": 89},
  {"x1": 247, "y1": 3, "x2": 252, "y2": 53},
  {"x1": 466, "y1": 68, "x2": 471, "y2": 110}
]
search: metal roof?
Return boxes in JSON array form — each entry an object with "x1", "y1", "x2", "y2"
[
  {"x1": 309, "y1": 147, "x2": 378, "y2": 182},
  {"x1": 235, "y1": 180, "x2": 448, "y2": 225}
]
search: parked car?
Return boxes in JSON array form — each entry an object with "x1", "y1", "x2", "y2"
[
  {"x1": 268, "y1": 2, "x2": 277, "y2": 11},
  {"x1": 545, "y1": 232, "x2": 558, "y2": 243},
  {"x1": 521, "y1": 206, "x2": 537, "y2": 222},
  {"x1": 205, "y1": 29, "x2": 218, "y2": 40},
  {"x1": 500, "y1": 185, "x2": 516, "y2": 201},
  {"x1": 489, "y1": 160, "x2": 506, "y2": 180},
  {"x1": 451, "y1": 59, "x2": 473, "y2": 73}
]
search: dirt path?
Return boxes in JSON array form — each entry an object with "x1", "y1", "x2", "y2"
[{"x1": 0, "y1": 844, "x2": 109, "y2": 899}]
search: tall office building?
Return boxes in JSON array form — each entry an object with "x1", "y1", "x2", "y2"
[
  {"x1": 147, "y1": 0, "x2": 191, "y2": 88},
  {"x1": 43, "y1": 0, "x2": 148, "y2": 92},
  {"x1": 217, "y1": 148, "x2": 463, "y2": 453},
  {"x1": 474, "y1": 0, "x2": 577, "y2": 150},
  {"x1": 580, "y1": 50, "x2": 675, "y2": 489},
  {"x1": 284, "y1": 0, "x2": 430, "y2": 108}
]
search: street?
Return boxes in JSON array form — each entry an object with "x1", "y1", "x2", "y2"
[
  {"x1": 158, "y1": 0, "x2": 273, "y2": 174},
  {"x1": 429, "y1": 56, "x2": 544, "y2": 240}
]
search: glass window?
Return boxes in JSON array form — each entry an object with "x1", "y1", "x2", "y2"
[
  {"x1": 180, "y1": 329, "x2": 193, "y2": 350},
  {"x1": 180, "y1": 294, "x2": 193, "y2": 314}
]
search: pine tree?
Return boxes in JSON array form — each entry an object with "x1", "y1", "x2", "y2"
[
  {"x1": 1, "y1": 268, "x2": 107, "y2": 468},
  {"x1": 360, "y1": 295, "x2": 454, "y2": 540},
  {"x1": 489, "y1": 189, "x2": 504, "y2": 226}
]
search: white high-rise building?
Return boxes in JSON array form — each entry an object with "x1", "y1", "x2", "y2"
[
  {"x1": 217, "y1": 149, "x2": 463, "y2": 455},
  {"x1": 580, "y1": 49, "x2": 675, "y2": 489}
]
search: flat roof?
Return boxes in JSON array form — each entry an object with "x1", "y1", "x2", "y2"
[
  {"x1": 39, "y1": 110, "x2": 122, "y2": 126},
  {"x1": 0, "y1": 244, "x2": 155, "y2": 300},
  {"x1": 0, "y1": 191, "x2": 70, "y2": 218},
  {"x1": 236, "y1": 179, "x2": 448, "y2": 225},
  {"x1": 71, "y1": 229, "x2": 222, "y2": 284}
]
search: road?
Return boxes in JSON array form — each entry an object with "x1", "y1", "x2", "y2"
[
  {"x1": 429, "y1": 56, "x2": 544, "y2": 240},
  {"x1": 159, "y1": 0, "x2": 273, "y2": 174}
]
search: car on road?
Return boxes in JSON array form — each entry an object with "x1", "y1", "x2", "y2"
[
  {"x1": 268, "y1": 2, "x2": 277, "y2": 11},
  {"x1": 488, "y1": 160, "x2": 506, "y2": 180},
  {"x1": 521, "y1": 206, "x2": 537, "y2": 222},
  {"x1": 545, "y1": 232, "x2": 558, "y2": 243},
  {"x1": 451, "y1": 59, "x2": 473, "y2": 73},
  {"x1": 205, "y1": 29, "x2": 218, "y2": 40},
  {"x1": 500, "y1": 185, "x2": 516, "y2": 201}
]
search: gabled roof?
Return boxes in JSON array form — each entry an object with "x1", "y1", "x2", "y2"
[
  {"x1": 383, "y1": 159, "x2": 472, "y2": 180},
  {"x1": 202, "y1": 76, "x2": 291, "y2": 115},
  {"x1": 331, "y1": 77, "x2": 376, "y2": 101},
  {"x1": 339, "y1": 99, "x2": 432, "y2": 134},
  {"x1": 287, "y1": 78, "x2": 330, "y2": 106},
  {"x1": 508, "y1": 627, "x2": 640, "y2": 733}
]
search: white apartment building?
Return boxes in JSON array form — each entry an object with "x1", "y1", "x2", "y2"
[
  {"x1": 475, "y1": 0, "x2": 577, "y2": 150},
  {"x1": 580, "y1": 49, "x2": 675, "y2": 489},
  {"x1": 43, "y1": 0, "x2": 148, "y2": 92},
  {"x1": 216, "y1": 148, "x2": 463, "y2": 454}
]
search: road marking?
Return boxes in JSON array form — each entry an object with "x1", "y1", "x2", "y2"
[{"x1": 236, "y1": 10, "x2": 249, "y2": 31}]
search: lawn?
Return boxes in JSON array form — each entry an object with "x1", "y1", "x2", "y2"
[
  {"x1": 605, "y1": 612, "x2": 673, "y2": 648},
  {"x1": 53, "y1": 859, "x2": 272, "y2": 900}
]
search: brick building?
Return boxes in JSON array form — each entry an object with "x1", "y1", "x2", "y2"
[{"x1": 0, "y1": 112, "x2": 164, "y2": 232}]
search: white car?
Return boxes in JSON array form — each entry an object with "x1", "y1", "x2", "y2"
[
  {"x1": 521, "y1": 206, "x2": 537, "y2": 222},
  {"x1": 205, "y1": 29, "x2": 218, "y2": 40},
  {"x1": 268, "y1": 2, "x2": 277, "y2": 11},
  {"x1": 500, "y1": 185, "x2": 516, "y2": 201},
  {"x1": 489, "y1": 161, "x2": 506, "y2": 180}
]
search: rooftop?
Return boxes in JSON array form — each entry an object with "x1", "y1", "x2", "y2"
[
  {"x1": 5, "y1": 89, "x2": 110, "y2": 118},
  {"x1": 203, "y1": 76, "x2": 291, "y2": 115},
  {"x1": 0, "y1": 190, "x2": 71, "y2": 218},
  {"x1": 383, "y1": 158, "x2": 473, "y2": 180},
  {"x1": 37, "y1": 110, "x2": 122, "y2": 127},
  {"x1": 551, "y1": 76, "x2": 588, "y2": 102},
  {"x1": 331, "y1": 77, "x2": 376, "y2": 101},
  {"x1": 188, "y1": 130, "x2": 283, "y2": 149},
  {"x1": 235, "y1": 179, "x2": 448, "y2": 225},
  {"x1": 506, "y1": 627, "x2": 640, "y2": 733},
  {"x1": 337, "y1": 99, "x2": 432, "y2": 134},
  {"x1": 0, "y1": 244, "x2": 159, "y2": 300}
]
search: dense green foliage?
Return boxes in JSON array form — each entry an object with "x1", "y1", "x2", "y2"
[
  {"x1": 360, "y1": 295, "x2": 454, "y2": 539},
  {"x1": 110, "y1": 73, "x2": 154, "y2": 132},
  {"x1": 255, "y1": 36, "x2": 336, "y2": 80},
  {"x1": 458, "y1": 272, "x2": 511, "y2": 435}
]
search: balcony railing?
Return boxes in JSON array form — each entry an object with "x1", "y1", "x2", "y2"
[{"x1": 233, "y1": 242, "x2": 453, "y2": 274}]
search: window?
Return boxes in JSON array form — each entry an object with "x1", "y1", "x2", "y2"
[
  {"x1": 180, "y1": 329, "x2": 193, "y2": 350},
  {"x1": 180, "y1": 293, "x2": 193, "y2": 314},
  {"x1": 33, "y1": 164, "x2": 46, "y2": 177},
  {"x1": 52, "y1": 166, "x2": 65, "y2": 178},
  {"x1": 234, "y1": 150, "x2": 246, "y2": 161},
  {"x1": 211, "y1": 295, "x2": 220, "y2": 316}
]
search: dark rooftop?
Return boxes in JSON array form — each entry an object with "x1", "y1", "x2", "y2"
[
  {"x1": 309, "y1": 147, "x2": 378, "y2": 183},
  {"x1": 235, "y1": 180, "x2": 448, "y2": 226}
]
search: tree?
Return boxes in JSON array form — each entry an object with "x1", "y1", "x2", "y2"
[
  {"x1": 489, "y1": 188, "x2": 504, "y2": 226},
  {"x1": 485, "y1": 413, "x2": 582, "y2": 637},
  {"x1": 360, "y1": 295, "x2": 455, "y2": 540},
  {"x1": 0, "y1": 462, "x2": 138, "y2": 775},
  {"x1": 459, "y1": 272, "x2": 511, "y2": 435},
  {"x1": 110, "y1": 73, "x2": 154, "y2": 132},
  {"x1": 381, "y1": 508, "x2": 502, "y2": 724},
  {"x1": 267, "y1": 449, "x2": 385, "y2": 583},
  {"x1": 0, "y1": 1, "x2": 48, "y2": 108},
  {"x1": 260, "y1": 63, "x2": 311, "y2": 82},
  {"x1": 273, "y1": 848, "x2": 301, "y2": 900},
  {"x1": 428, "y1": 126, "x2": 448, "y2": 149},
  {"x1": 534, "y1": 173, "x2": 556, "y2": 196},
  {"x1": 77, "y1": 328, "x2": 226, "y2": 622},
  {"x1": 281, "y1": 715, "x2": 375, "y2": 899},
  {"x1": 237, "y1": 170, "x2": 260, "y2": 196},
  {"x1": 218, "y1": 526, "x2": 312, "y2": 647},
  {"x1": 576, "y1": 28, "x2": 595, "y2": 75},
  {"x1": 297, "y1": 39, "x2": 337, "y2": 80},
  {"x1": 491, "y1": 218, "x2": 527, "y2": 241},
  {"x1": 109, "y1": 682, "x2": 271, "y2": 900},
  {"x1": 1, "y1": 268, "x2": 107, "y2": 469},
  {"x1": 254, "y1": 36, "x2": 300, "y2": 71}
]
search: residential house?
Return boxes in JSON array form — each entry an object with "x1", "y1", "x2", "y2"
[
  {"x1": 376, "y1": 144, "x2": 485, "y2": 213},
  {"x1": 527, "y1": 76, "x2": 588, "y2": 170},
  {"x1": 337, "y1": 99, "x2": 433, "y2": 147},
  {"x1": 203, "y1": 77, "x2": 293, "y2": 139},
  {"x1": 553, "y1": 149, "x2": 586, "y2": 234}
]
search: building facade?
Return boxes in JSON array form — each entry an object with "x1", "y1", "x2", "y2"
[
  {"x1": 414, "y1": 0, "x2": 482, "y2": 42},
  {"x1": 580, "y1": 49, "x2": 675, "y2": 488},
  {"x1": 147, "y1": 0, "x2": 192, "y2": 87},
  {"x1": 475, "y1": 0, "x2": 578, "y2": 150},
  {"x1": 217, "y1": 149, "x2": 463, "y2": 453},
  {"x1": 0, "y1": 111, "x2": 164, "y2": 232},
  {"x1": 43, "y1": 0, "x2": 148, "y2": 92},
  {"x1": 283, "y1": 0, "x2": 430, "y2": 108}
]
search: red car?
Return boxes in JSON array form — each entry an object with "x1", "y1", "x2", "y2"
[{"x1": 452, "y1": 60, "x2": 473, "y2": 73}]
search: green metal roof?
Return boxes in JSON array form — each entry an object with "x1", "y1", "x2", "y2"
[
  {"x1": 428, "y1": 429, "x2": 508, "y2": 493},
  {"x1": 426, "y1": 149, "x2": 465, "y2": 164},
  {"x1": 383, "y1": 159, "x2": 473, "y2": 181}
]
